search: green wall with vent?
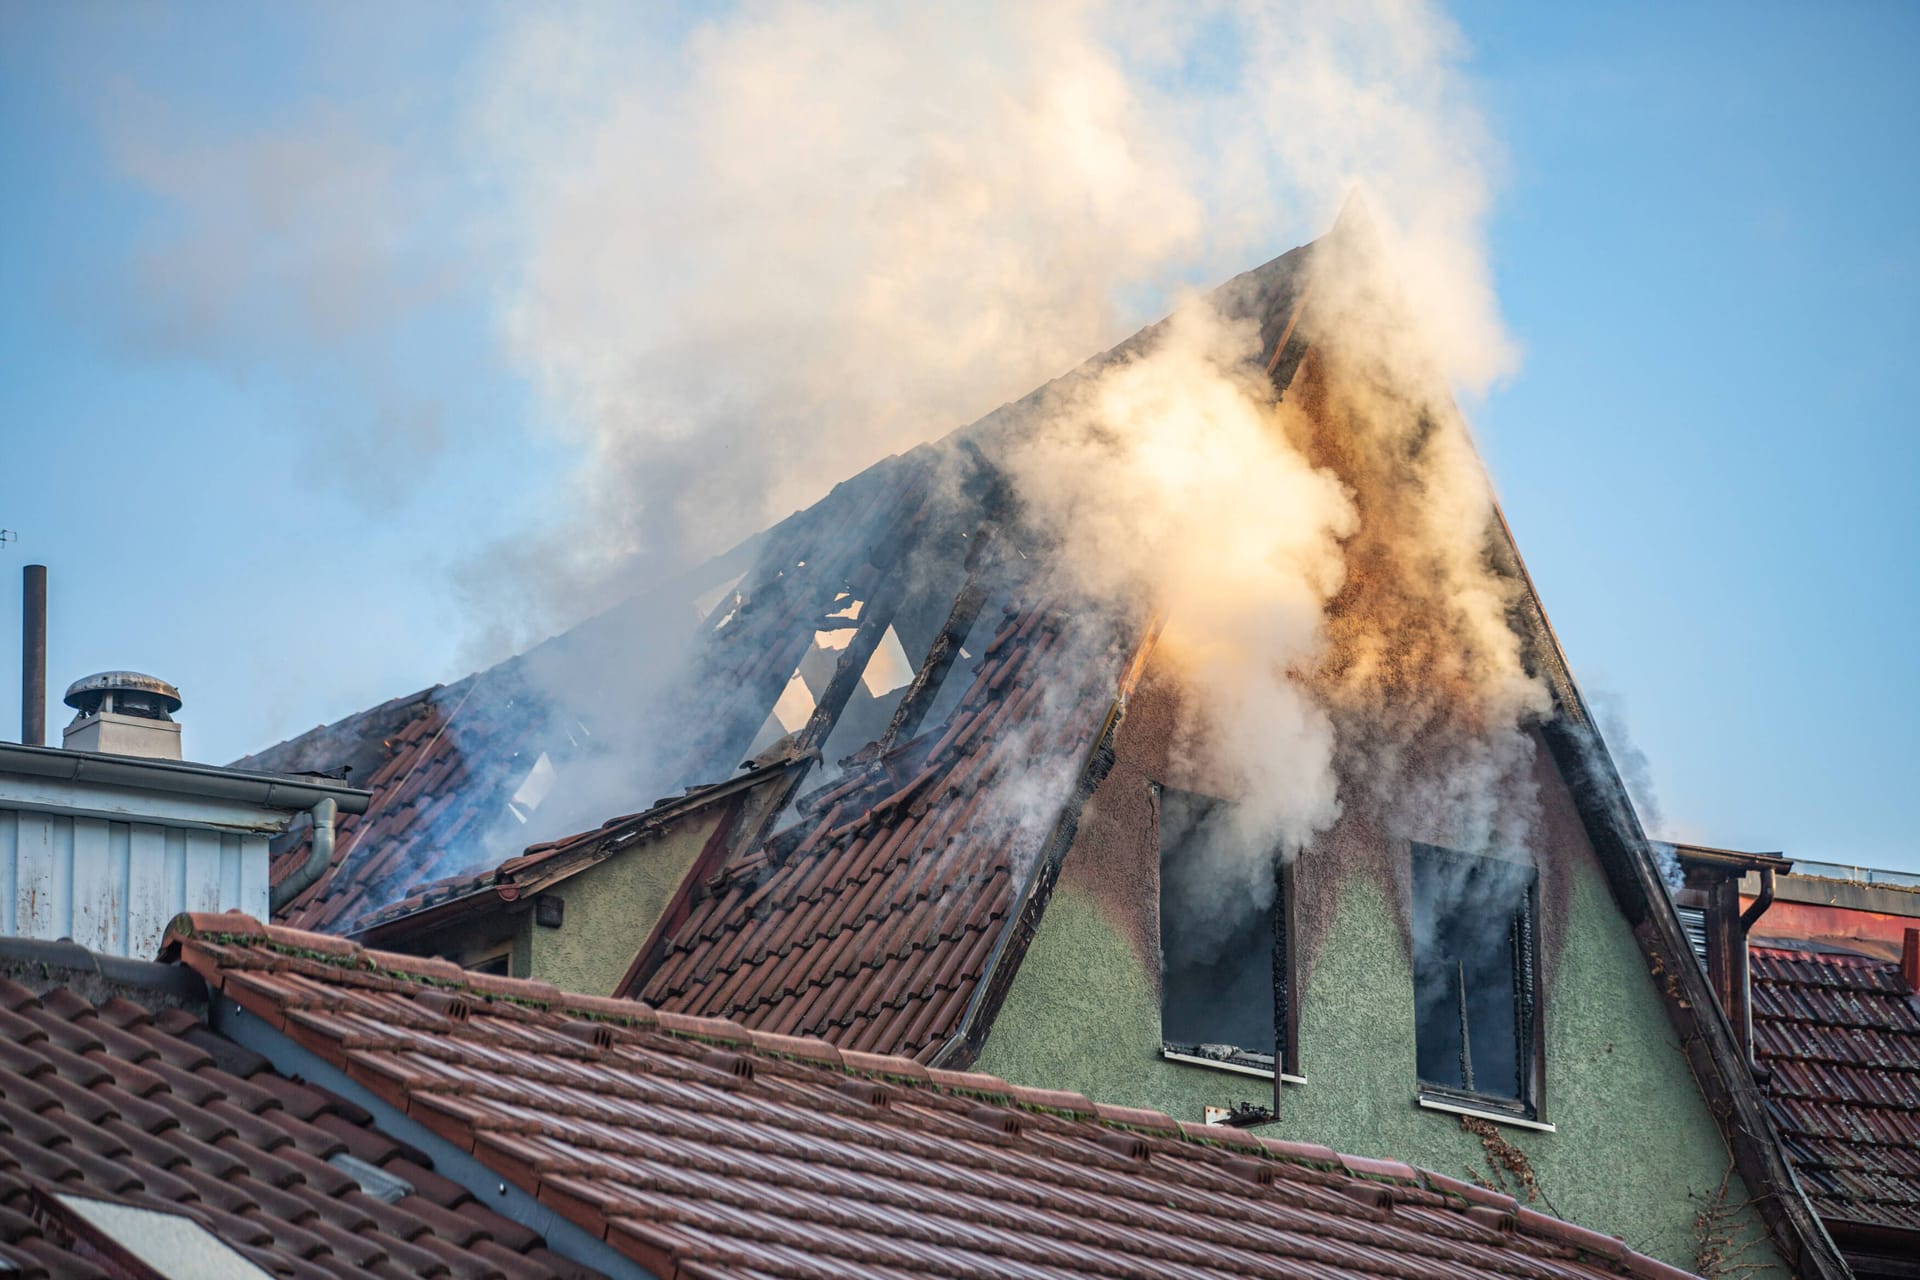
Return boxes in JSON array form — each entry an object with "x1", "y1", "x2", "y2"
[{"x1": 974, "y1": 859, "x2": 1786, "y2": 1278}]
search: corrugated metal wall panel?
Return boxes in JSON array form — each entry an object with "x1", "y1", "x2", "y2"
[
  {"x1": 0, "y1": 806, "x2": 274, "y2": 960},
  {"x1": 238, "y1": 834, "x2": 270, "y2": 920},
  {"x1": 71, "y1": 817, "x2": 114, "y2": 953},
  {"x1": 182, "y1": 829, "x2": 223, "y2": 915},
  {"x1": 127, "y1": 822, "x2": 171, "y2": 960},
  {"x1": 17, "y1": 811, "x2": 60, "y2": 939},
  {"x1": 0, "y1": 809, "x2": 15, "y2": 935}
]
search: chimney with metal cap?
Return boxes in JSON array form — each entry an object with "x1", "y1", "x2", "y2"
[{"x1": 61, "y1": 670, "x2": 184, "y2": 760}]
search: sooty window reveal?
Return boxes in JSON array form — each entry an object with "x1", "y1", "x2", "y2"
[
  {"x1": 1411, "y1": 843, "x2": 1538, "y2": 1115},
  {"x1": 1159, "y1": 787, "x2": 1292, "y2": 1076}
]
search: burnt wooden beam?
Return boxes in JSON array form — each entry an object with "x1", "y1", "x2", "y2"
[
  {"x1": 725, "y1": 503, "x2": 935, "y2": 860},
  {"x1": 876, "y1": 527, "x2": 998, "y2": 756}
]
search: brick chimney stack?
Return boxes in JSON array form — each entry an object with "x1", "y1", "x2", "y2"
[{"x1": 1903, "y1": 928, "x2": 1918, "y2": 995}]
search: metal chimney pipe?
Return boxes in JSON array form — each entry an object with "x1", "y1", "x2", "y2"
[{"x1": 21, "y1": 564, "x2": 46, "y2": 747}]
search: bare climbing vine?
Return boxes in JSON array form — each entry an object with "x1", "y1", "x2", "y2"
[
  {"x1": 1692, "y1": 1162, "x2": 1770, "y2": 1279},
  {"x1": 1459, "y1": 1114, "x2": 1542, "y2": 1204}
]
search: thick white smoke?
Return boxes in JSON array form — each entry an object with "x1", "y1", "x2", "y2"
[
  {"x1": 1009, "y1": 302, "x2": 1356, "y2": 883},
  {"x1": 475, "y1": 0, "x2": 1514, "y2": 633},
  {"x1": 466, "y1": 0, "x2": 1547, "y2": 926}
]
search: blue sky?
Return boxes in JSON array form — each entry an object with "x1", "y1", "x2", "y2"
[{"x1": 1, "y1": 3, "x2": 1915, "y2": 871}]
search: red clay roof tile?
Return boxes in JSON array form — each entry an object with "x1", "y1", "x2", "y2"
[
  {"x1": 1750, "y1": 944, "x2": 1920, "y2": 1233},
  {"x1": 0, "y1": 975, "x2": 602, "y2": 1280},
  {"x1": 159, "y1": 917, "x2": 1700, "y2": 1280}
]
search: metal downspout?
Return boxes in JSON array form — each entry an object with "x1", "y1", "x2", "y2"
[
  {"x1": 270, "y1": 797, "x2": 337, "y2": 914},
  {"x1": 1737, "y1": 866, "x2": 1777, "y2": 1070}
]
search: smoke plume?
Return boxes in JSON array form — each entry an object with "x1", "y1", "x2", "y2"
[
  {"x1": 1007, "y1": 301, "x2": 1356, "y2": 899},
  {"x1": 444, "y1": 0, "x2": 1549, "y2": 922},
  {"x1": 474, "y1": 0, "x2": 1514, "y2": 634}
]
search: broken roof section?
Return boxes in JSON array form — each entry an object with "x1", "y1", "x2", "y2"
[
  {"x1": 242, "y1": 436, "x2": 1007, "y2": 936},
  {"x1": 164, "y1": 911, "x2": 1700, "y2": 1280},
  {"x1": 236, "y1": 237, "x2": 1316, "y2": 939},
  {"x1": 629, "y1": 600, "x2": 1148, "y2": 1060}
]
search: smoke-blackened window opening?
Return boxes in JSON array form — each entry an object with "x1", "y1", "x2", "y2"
[
  {"x1": 1411, "y1": 843, "x2": 1539, "y2": 1117},
  {"x1": 1158, "y1": 786, "x2": 1297, "y2": 1078}
]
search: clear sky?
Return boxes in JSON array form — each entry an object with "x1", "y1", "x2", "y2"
[{"x1": 1, "y1": 3, "x2": 1915, "y2": 871}]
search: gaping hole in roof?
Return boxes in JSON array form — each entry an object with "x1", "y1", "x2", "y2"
[
  {"x1": 506, "y1": 751, "x2": 558, "y2": 824},
  {"x1": 814, "y1": 597, "x2": 863, "y2": 652},
  {"x1": 859, "y1": 625, "x2": 915, "y2": 697},
  {"x1": 770, "y1": 672, "x2": 817, "y2": 734},
  {"x1": 693, "y1": 570, "x2": 749, "y2": 628}
]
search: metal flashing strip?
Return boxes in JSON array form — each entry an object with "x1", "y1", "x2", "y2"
[
  {"x1": 1160, "y1": 1047, "x2": 1307, "y2": 1085},
  {"x1": 209, "y1": 1000, "x2": 658, "y2": 1280},
  {"x1": 0, "y1": 742, "x2": 370, "y2": 814},
  {"x1": 1416, "y1": 1093, "x2": 1557, "y2": 1134}
]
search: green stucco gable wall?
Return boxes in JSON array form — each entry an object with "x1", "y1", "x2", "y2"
[
  {"x1": 524, "y1": 810, "x2": 720, "y2": 996},
  {"x1": 974, "y1": 861, "x2": 1784, "y2": 1277}
]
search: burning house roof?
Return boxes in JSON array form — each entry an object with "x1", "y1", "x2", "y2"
[
  {"x1": 156, "y1": 911, "x2": 1699, "y2": 1280},
  {"x1": 230, "y1": 216, "x2": 1846, "y2": 1279},
  {"x1": 235, "y1": 237, "x2": 1315, "y2": 939}
]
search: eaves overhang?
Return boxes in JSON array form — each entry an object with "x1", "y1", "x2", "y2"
[
  {"x1": 1672, "y1": 843, "x2": 1794, "y2": 879},
  {"x1": 0, "y1": 741, "x2": 372, "y2": 812},
  {"x1": 0, "y1": 741, "x2": 372, "y2": 835}
]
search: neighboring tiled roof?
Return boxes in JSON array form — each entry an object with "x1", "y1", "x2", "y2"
[
  {"x1": 632, "y1": 601, "x2": 1133, "y2": 1060},
  {"x1": 1750, "y1": 944, "x2": 1920, "y2": 1233},
  {"x1": 0, "y1": 965, "x2": 600, "y2": 1279},
  {"x1": 165, "y1": 912, "x2": 1697, "y2": 1280}
]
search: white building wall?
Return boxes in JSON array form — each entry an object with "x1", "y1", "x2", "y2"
[{"x1": 0, "y1": 807, "x2": 270, "y2": 961}]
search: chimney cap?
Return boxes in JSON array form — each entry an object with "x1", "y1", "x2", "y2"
[{"x1": 63, "y1": 671, "x2": 182, "y2": 716}]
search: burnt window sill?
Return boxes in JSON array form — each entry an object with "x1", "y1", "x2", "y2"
[
  {"x1": 1416, "y1": 1091, "x2": 1555, "y2": 1133},
  {"x1": 1160, "y1": 1044, "x2": 1306, "y2": 1085}
]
